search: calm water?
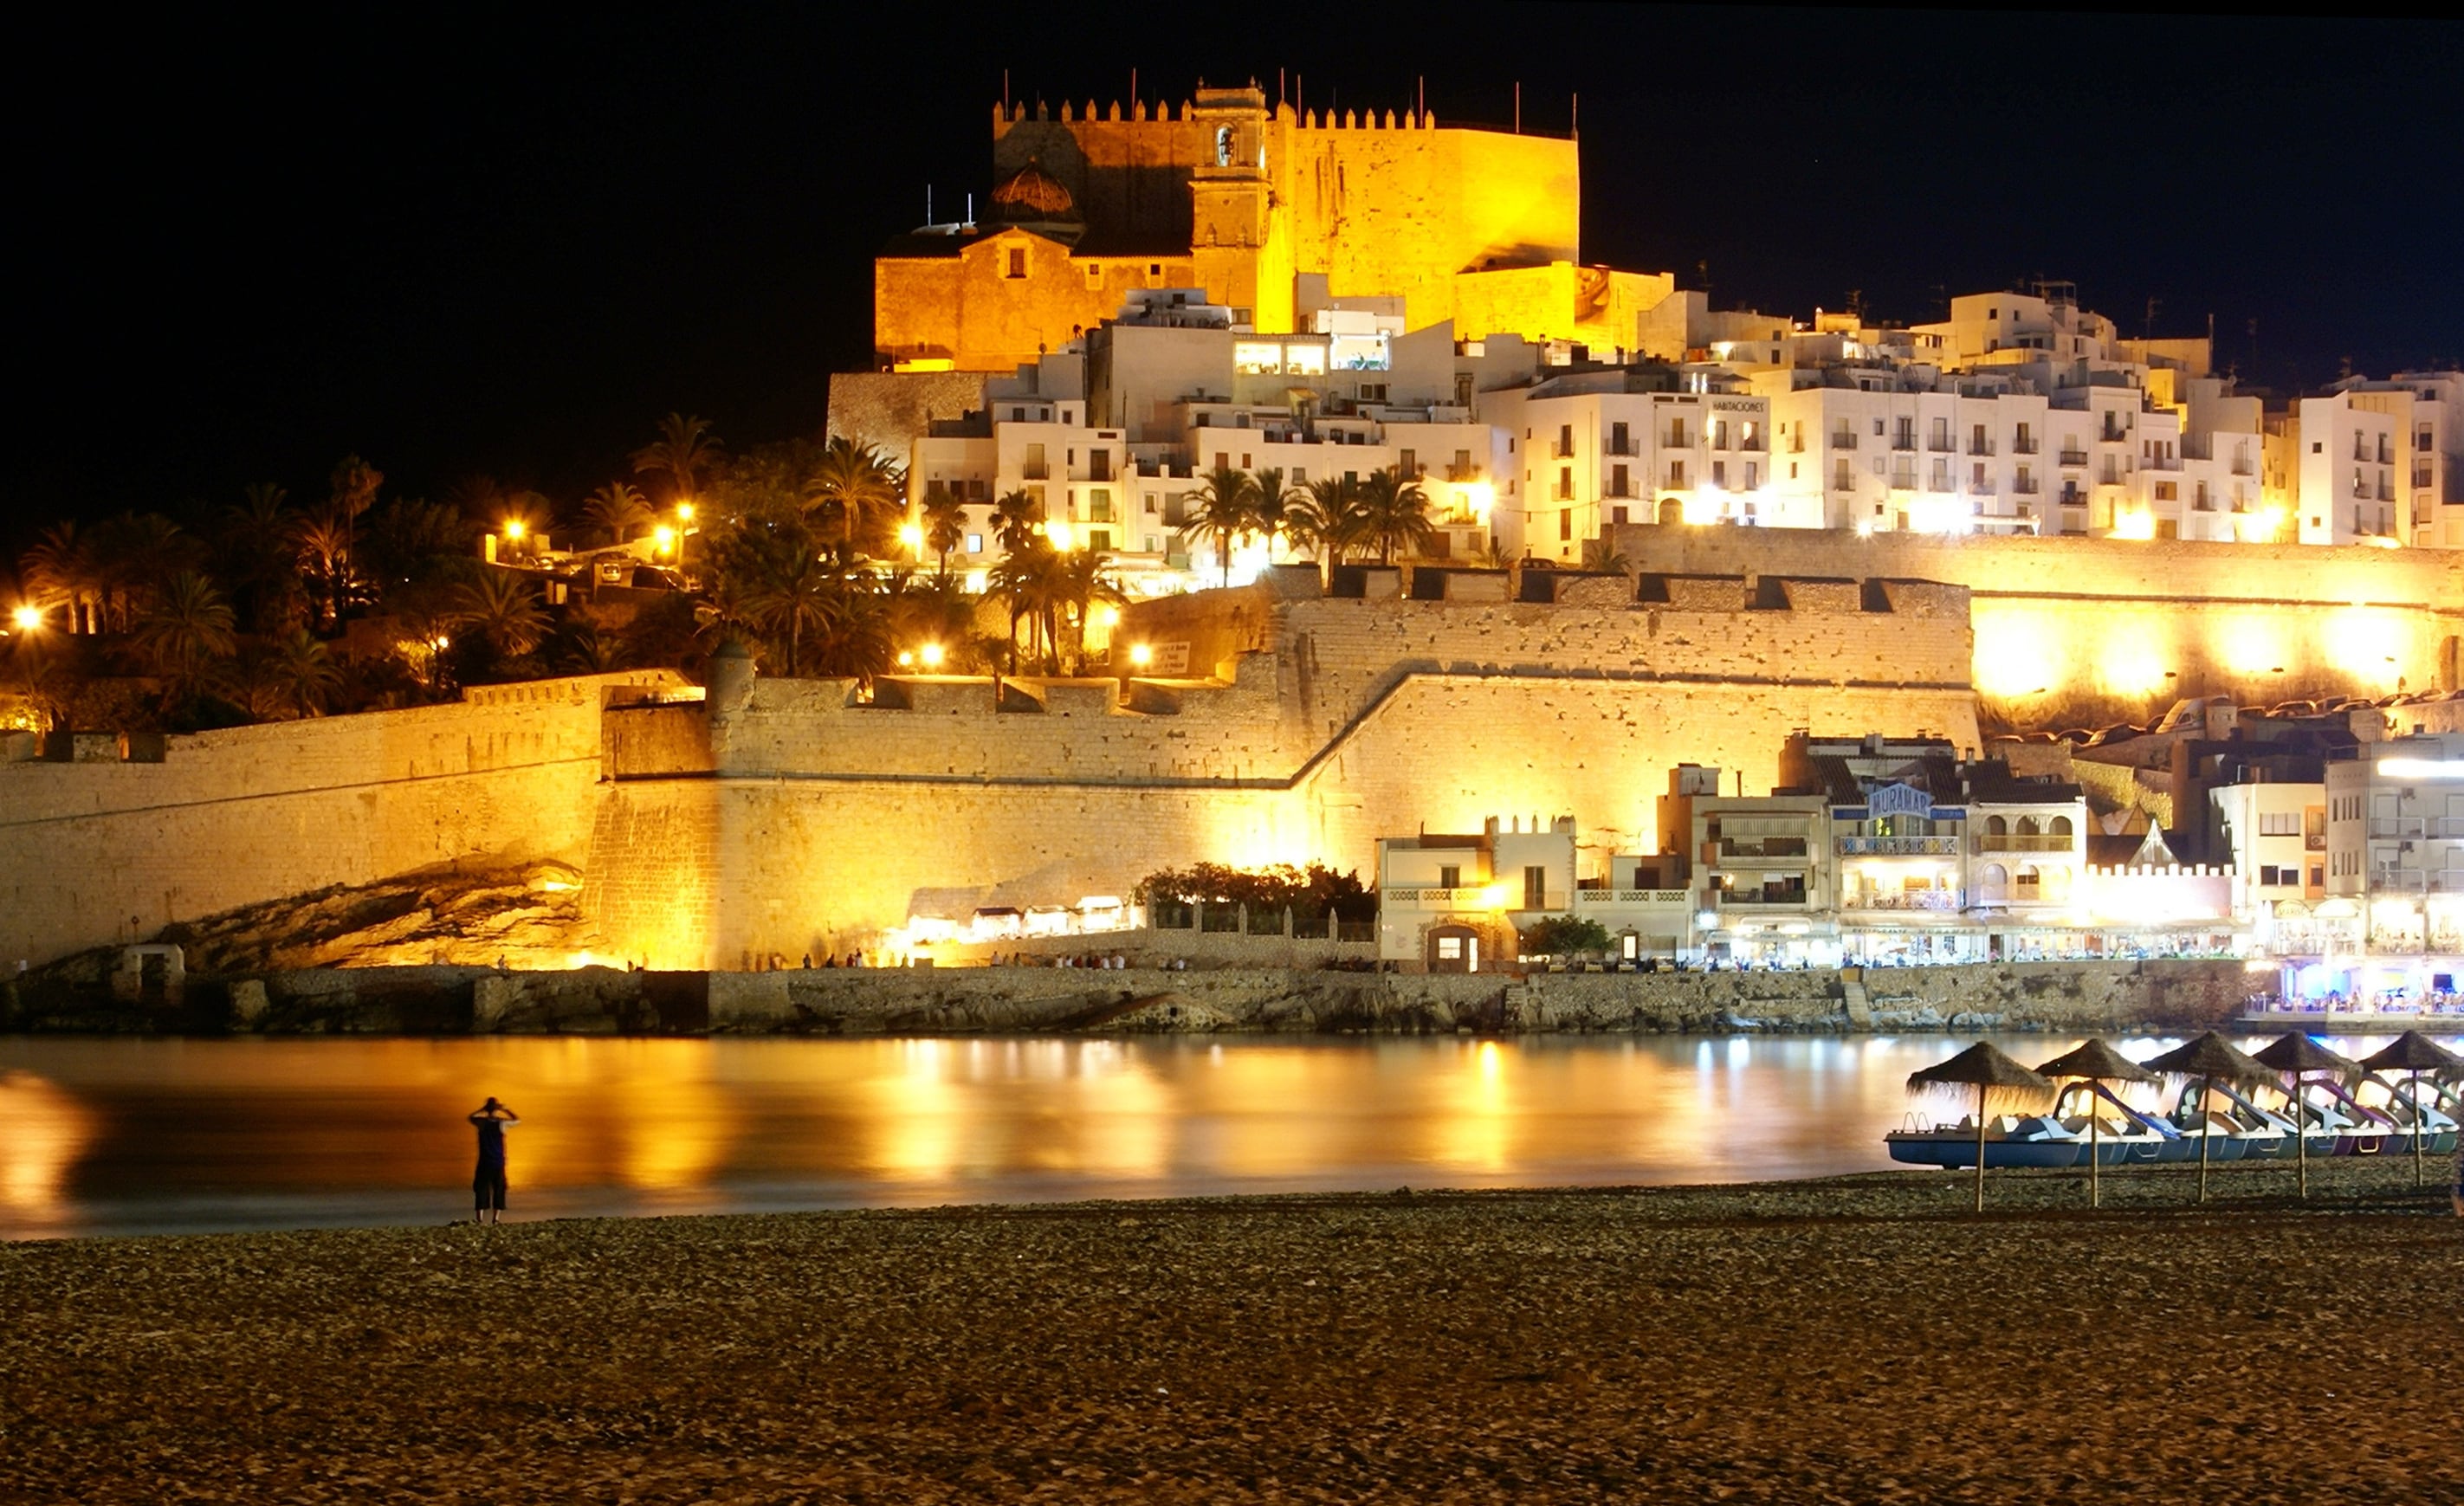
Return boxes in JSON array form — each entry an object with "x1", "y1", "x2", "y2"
[{"x1": 0, "y1": 1031, "x2": 2397, "y2": 1241}]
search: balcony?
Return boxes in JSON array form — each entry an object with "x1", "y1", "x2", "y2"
[
  {"x1": 1384, "y1": 887, "x2": 1483, "y2": 907},
  {"x1": 2433, "y1": 871, "x2": 2464, "y2": 894},
  {"x1": 1574, "y1": 889, "x2": 1691, "y2": 908},
  {"x1": 2369, "y1": 817, "x2": 2428, "y2": 838},
  {"x1": 1969, "y1": 439, "x2": 1996, "y2": 456},
  {"x1": 1892, "y1": 435, "x2": 1918, "y2": 452},
  {"x1": 1445, "y1": 462, "x2": 1486, "y2": 482},
  {"x1": 1741, "y1": 436, "x2": 1767, "y2": 452},
  {"x1": 1831, "y1": 433, "x2": 1859, "y2": 451},
  {"x1": 2232, "y1": 460, "x2": 2254, "y2": 475},
  {"x1": 1928, "y1": 437, "x2": 1955, "y2": 454},
  {"x1": 1021, "y1": 463, "x2": 1049, "y2": 481},
  {"x1": 2059, "y1": 449, "x2": 2089, "y2": 468},
  {"x1": 1604, "y1": 441, "x2": 1638, "y2": 457},
  {"x1": 1843, "y1": 889, "x2": 1965, "y2": 913},
  {"x1": 1552, "y1": 441, "x2": 1576, "y2": 459},
  {"x1": 1977, "y1": 833, "x2": 2073, "y2": 852},
  {"x1": 1712, "y1": 888, "x2": 1813, "y2": 908},
  {"x1": 1837, "y1": 835, "x2": 1960, "y2": 856},
  {"x1": 1969, "y1": 481, "x2": 1997, "y2": 496},
  {"x1": 2011, "y1": 479, "x2": 2041, "y2": 495},
  {"x1": 2012, "y1": 437, "x2": 2040, "y2": 455},
  {"x1": 2371, "y1": 869, "x2": 2427, "y2": 893},
  {"x1": 1715, "y1": 837, "x2": 1810, "y2": 860}
]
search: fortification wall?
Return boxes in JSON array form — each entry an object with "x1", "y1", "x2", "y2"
[
  {"x1": 578, "y1": 586, "x2": 1981, "y2": 968},
  {"x1": 1609, "y1": 525, "x2": 2464, "y2": 723},
  {"x1": 0, "y1": 674, "x2": 679, "y2": 968}
]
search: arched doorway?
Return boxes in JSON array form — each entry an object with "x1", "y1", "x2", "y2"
[
  {"x1": 1657, "y1": 496, "x2": 1685, "y2": 526},
  {"x1": 1426, "y1": 923, "x2": 1482, "y2": 973}
]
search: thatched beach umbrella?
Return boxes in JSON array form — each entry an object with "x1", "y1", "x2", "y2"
[
  {"x1": 2253, "y1": 1033, "x2": 2364, "y2": 1199},
  {"x1": 2036, "y1": 1037, "x2": 2161, "y2": 1208},
  {"x1": 2359, "y1": 1031, "x2": 2464, "y2": 1188},
  {"x1": 2144, "y1": 1031, "x2": 2273, "y2": 1203},
  {"x1": 1908, "y1": 1042, "x2": 2057, "y2": 1212}
]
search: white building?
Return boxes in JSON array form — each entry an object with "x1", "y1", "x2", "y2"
[{"x1": 2324, "y1": 732, "x2": 2464, "y2": 953}]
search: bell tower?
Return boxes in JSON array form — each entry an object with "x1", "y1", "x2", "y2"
[{"x1": 1187, "y1": 85, "x2": 1291, "y2": 332}]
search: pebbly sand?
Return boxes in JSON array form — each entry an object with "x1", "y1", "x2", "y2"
[{"x1": 3, "y1": 1158, "x2": 2458, "y2": 1503}]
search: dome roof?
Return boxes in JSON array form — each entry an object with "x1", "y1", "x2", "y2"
[{"x1": 991, "y1": 160, "x2": 1077, "y2": 221}]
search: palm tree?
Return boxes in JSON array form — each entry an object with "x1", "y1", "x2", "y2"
[
  {"x1": 1176, "y1": 465, "x2": 1260, "y2": 586},
  {"x1": 805, "y1": 436, "x2": 905, "y2": 553},
  {"x1": 136, "y1": 572, "x2": 238, "y2": 687},
  {"x1": 1353, "y1": 467, "x2": 1436, "y2": 565},
  {"x1": 91, "y1": 512, "x2": 196, "y2": 630},
  {"x1": 292, "y1": 513, "x2": 359, "y2": 631},
  {"x1": 583, "y1": 482, "x2": 655, "y2": 545},
  {"x1": 22, "y1": 521, "x2": 100, "y2": 634},
  {"x1": 921, "y1": 490, "x2": 969, "y2": 578},
  {"x1": 1286, "y1": 476, "x2": 1361, "y2": 568},
  {"x1": 631, "y1": 413, "x2": 722, "y2": 509},
  {"x1": 991, "y1": 488, "x2": 1047, "y2": 557},
  {"x1": 743, "y1": 548, "x2": 838, "y2": 677},
  {"x1": 1051, "y1": 550, "x2": 1129, "y2": 671},
  {"x1": 987, "y1": 547, "x2": 1059, "y2": 673},
  {"x1": 1579, "y1": 537, "x2": 1631, "y2": 573},
  {"x1": 270, "y1": 624, "x2": 347, "y2": 720},
  {"x1": 1251, "y1": 467, "x2": 1303, "y2": 558},
  {"x1": 216, "y1": 483, "x2": 305, "y2": 634},
  {"x1": 453, "y1": 571, "x2": 549, "y2": 659}
]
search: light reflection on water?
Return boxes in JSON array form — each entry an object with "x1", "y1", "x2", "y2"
[{"x1": 0, "y1": 1032, "x2": 2409, "y2": 1240}]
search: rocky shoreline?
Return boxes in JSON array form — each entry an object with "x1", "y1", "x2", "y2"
[
  {"x1": 3, "y1": 1160, "x2": 2456, "y2": 1503},
  {"x1": 3, "y1": 956, "x2": 2260, "y2": 1038}
]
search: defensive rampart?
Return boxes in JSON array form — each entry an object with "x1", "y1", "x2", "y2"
[
  {"x1": 0, "y1": 673, "x2": 684, "y2": 969},
  {"x1": 584, "y1": 580, "x2": 1979, "y2": 968},
  {"x1": 1607, "y1": 524, "x2": 2464, "y2": 726}
]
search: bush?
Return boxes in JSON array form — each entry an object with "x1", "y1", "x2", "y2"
[{"x1": 1517, "y1": 914, "x2": 1610, "y2": 958}]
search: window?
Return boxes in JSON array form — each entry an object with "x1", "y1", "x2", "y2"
[
  {"x1": 1668, "y1": 460, "x2": 1687, "y2": 488},
  {"x1": 1436, "y1": 936, "x2": 1463, "y2": 960},
  {"x1": 1833, "y1": 458, "x2": 1853, "y2": 490},
  {"x1": 1558, "y1": 424, "x2": 1575, "y2": 456},
  {"x1": 1612, "y1": 506, "x2": 1629, "y2": 524},
  {"x1": 1006, "y1": 249, "x2": 1026, "y2": 278},
  {"x1": 966, "y1": 533, "x2": 983, "y2": 553},
  {"x1": 1712, "y1": 419, "x2": 1730, "y2": 450},
  {"x1": 1023, "y1": 443, "x2": 1047, "y2": 481},
  {"x1": 1087, "y1": 488, "x2": 1113, "y2": 523},
  {"x1": 1560, "y1": 510, "x2": 1573, "y2": 540},
  {"x1": 1610, "y1": 421, "x2": 1630, "y2": 455},
  {"x1": 1084, "y1": 262, "x2": 1101, "y2": 283},
  {"x1": 1088, "y1": 528, "x2": 1111, "y2": 552},
  {"x1": 1666, "y1": 418, "x2": 1688, "y2": 447},
  {"x1": 1399, "y1": 449, "x2": 1417, "y2": 477},
  {"x1": 1439, "y1": 864, "x2": 1461, "y2": 890},
  {"x1": 1358, "y1": 383, "x2": 1388, "y2": 402},
  {"x1": 1557, "y1": 466, "x2": 1573, "y2": 500},
  {"x1": 1712, "y1": 460, "x2": 1727, "y2": 488},
  {"x1": 1524, "y1": 866, "x2": 1547, "y2": 909},
  {"x1": 1611, "y1": 463, "x2": 1630, "y2": 496},
  {"x1": 1143, "y1": 493, "x2": 1158, "y2": 515}
]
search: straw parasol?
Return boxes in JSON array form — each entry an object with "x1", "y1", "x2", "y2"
[
  {"x1": 2036, "y1": 1038, "x2": 2161, "y2": 1208},
  {"x1": 1908, "y1": 1042, "x2": 2057, "y2": 1212},
  {"x1": 2359, "y1": 1031, "x2": 2464, "y2": 1188},
  {"x1": 2143, "y1": 1031, "x2": 2273, "y2": 1203},
  {"x1": 2253, "y1": 1033, "x2": 2364, "y2": 1199}
]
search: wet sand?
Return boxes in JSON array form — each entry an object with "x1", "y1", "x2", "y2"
[{"x1": 3, "y1": 1158, "x2": 2458, "y2": 1503}]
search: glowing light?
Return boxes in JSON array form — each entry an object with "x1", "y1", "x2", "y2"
[
  {"x1": 2110, "y1": 510, "x2": 2156, "y2": 540},
  {"x1": 1046, "y1": 520, "x2": 1074, "y2": 550},
  {"x1": 919, "y1": 642, "x2": 945, "y2": 669},
  {"x1": 1478, "y1": 884, "x2": 1506, "y2": 910},
  {"x1": 2375, "y1": 759, "x2": 2464, "y2": 779},
  {"x1": 676, "y1": 501, "x2": 695, "y2": 523},
  {"x1": 1679, "y1": 490, "x2": 1723, "y2": 525},
  {"x1": 1129, "y1": 643, "x2": 1153, "y2": 669},
  {"x1": 1853, "y1": 518, "x2": 1876, "y2": 539},
  {"x1": 1092, "y1": 604, "x2": 1120, "y2": 630},
  {"x1": 896, "y1": 650, "x2": 915, "y2": 667},
  {"x1": 899, "y1": 523, "x2": 924, "y2": 550},
  {"x1": 2364, "y1": 535, "x2": 2402, "y2": 549},
  {"x1": 653, "y1": 525, "x2": 676, "y2": 553},
  {"x1": 503, "y1": 520, "x2": 526, "y2": 540},
  {"x1": 1458, "y1": 481, "x2": 1495, "y2": 520},
  {"x1": 2322, "y1": 608, "x2": 2406, "y2": 688},
  {"x1": 9, "y1": 605, "x2": 41, "y2": 633},
  {"x1": 2098, "y1": 639, "x2": 2169, "y2": 699}
]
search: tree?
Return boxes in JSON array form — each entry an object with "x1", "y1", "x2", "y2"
[
  {"x1": 89, "y1": 512, "x2": 197, "y2": 631},
  {"x1": 1580, "y1": 536, "x2": 1630, "y2": 574},
  {"x1": 291, "y1": 513, "x2": 364, "y2": 632},
  {"x1": 1251, "y1": 466, "x2": 1303, "y2": 556},
  {"x1": 135, "y1": 571, "x2": 237, "y2": 688},
  {"x1": 21, "y1": 521, "x2": 100, "y2": 634},
  {"x1": 1353, "y1": 467, "x2": 1435, "y2": 565},
  {"x1": 1050, "y1": 549, "x2": 1128, "y2": 671},
  {"x1": 743, "y1": 546, "x2": 837, "y2": 677},
  {"x1": 1176, "y1": 465, "x2": 1260, "y2": 586},
  {"x1": 991, "y1": 488, "x2": 1047, "y2": 556},
  {"x1": 1286, "y1": 476, "x2": 1360, "y2": 567},
  {"x1": 264, "y1": 624, "x2": 347, "y2": 720},
  {"x1": 987, "y1": 545, "x2": 1058, "y2": 673},
  {"x1": 1517, "y1": 914, "x2": 1611, "y2": 959},
  {"x1": 583, "y1": 482, "x2": 655, "y2": 545},
  {"x1": 805, "y1": 436, "x2": 904, "y2": 554},
  {"x1": 453, "y1": 571, "x2": 549, "y2": 660},
  {"x1": 631, "y1": 413, "x2": 722, "y2": 509},
  {"x1": 921, "y1": 489, "x2": 969, "y2": 578}
]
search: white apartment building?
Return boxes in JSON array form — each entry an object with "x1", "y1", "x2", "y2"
[
  {"x1": 2209, "y1": 776, "x2": 2336, "y2": 953},
  {"x1": 1374, "y1": 815, "x2": 1691, "y2": 970},
  {"x1": 2324, "y1": 733, "x2": 2464, "y2": 953}
]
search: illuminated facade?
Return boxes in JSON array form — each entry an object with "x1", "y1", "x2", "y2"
[
  {"x1": 873, "y1": 86, "x2": 1670, "y2": 373},
  {"x1": 2325, "y1": 732, "x2": 2464, "y2": 953}
]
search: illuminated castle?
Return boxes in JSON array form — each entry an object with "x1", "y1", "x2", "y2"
[{"x1": 873, "y1": 84, "x2": 1673, "y2": 372}]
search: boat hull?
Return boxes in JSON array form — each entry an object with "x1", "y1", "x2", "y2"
[{"x1": 1885, "y1": 1134, "x2": 2082, "y2": 1170}]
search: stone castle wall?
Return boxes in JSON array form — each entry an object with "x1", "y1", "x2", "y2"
[
  {"x1": 0, "y1": 674, "x2": 681, "y2": 969},
  {"x1": 1608, "y1": 525, "x2": 2464, "y2": 724},
  {"x1": 579, "y1": 585, "x2": 1980, "y2": 968}
]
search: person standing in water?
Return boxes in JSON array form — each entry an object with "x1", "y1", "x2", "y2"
[{"x1": 468, "y1": 1096, "x2": 520, "y2": 1225}]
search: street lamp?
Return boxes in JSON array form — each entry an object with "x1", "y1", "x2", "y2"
[
  {"x1": 10, "y1": 604, "x2": 42, "y2": 635},
  {"x1": 654, "y1": 524, "x2": 677, "y2": 556},
  {"x1": 919, "y1": 642, "x2": 944, "y2": 669},
  {"x1": 899, "y1": 523, "x2": 924, "y2": 559},
  {"x1": 1128, "y1": 643, "x2": 1152, "y2": 669}
]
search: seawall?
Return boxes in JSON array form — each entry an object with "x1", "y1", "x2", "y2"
[{"x1": 3, "y1": 960, "x2": 2255, "y2": 1038}]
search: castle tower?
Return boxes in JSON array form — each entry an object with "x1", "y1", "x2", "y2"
[{"x1": 1187, "y1": 87, "x2": 1291, "y2": 332}]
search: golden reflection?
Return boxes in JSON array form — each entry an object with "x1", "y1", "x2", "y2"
[{"x1": 0, "y1": 1070, "x2": 96, "y2": 1238}]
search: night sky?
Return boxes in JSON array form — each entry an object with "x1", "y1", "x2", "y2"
[{"x1": 10, "y1": 7, "x2": 2459, "y2": 554}]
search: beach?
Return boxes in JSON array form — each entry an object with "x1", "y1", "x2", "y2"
[{"x1": 3, "y1": 1159, "x2": 2457, "y2": 1503}]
